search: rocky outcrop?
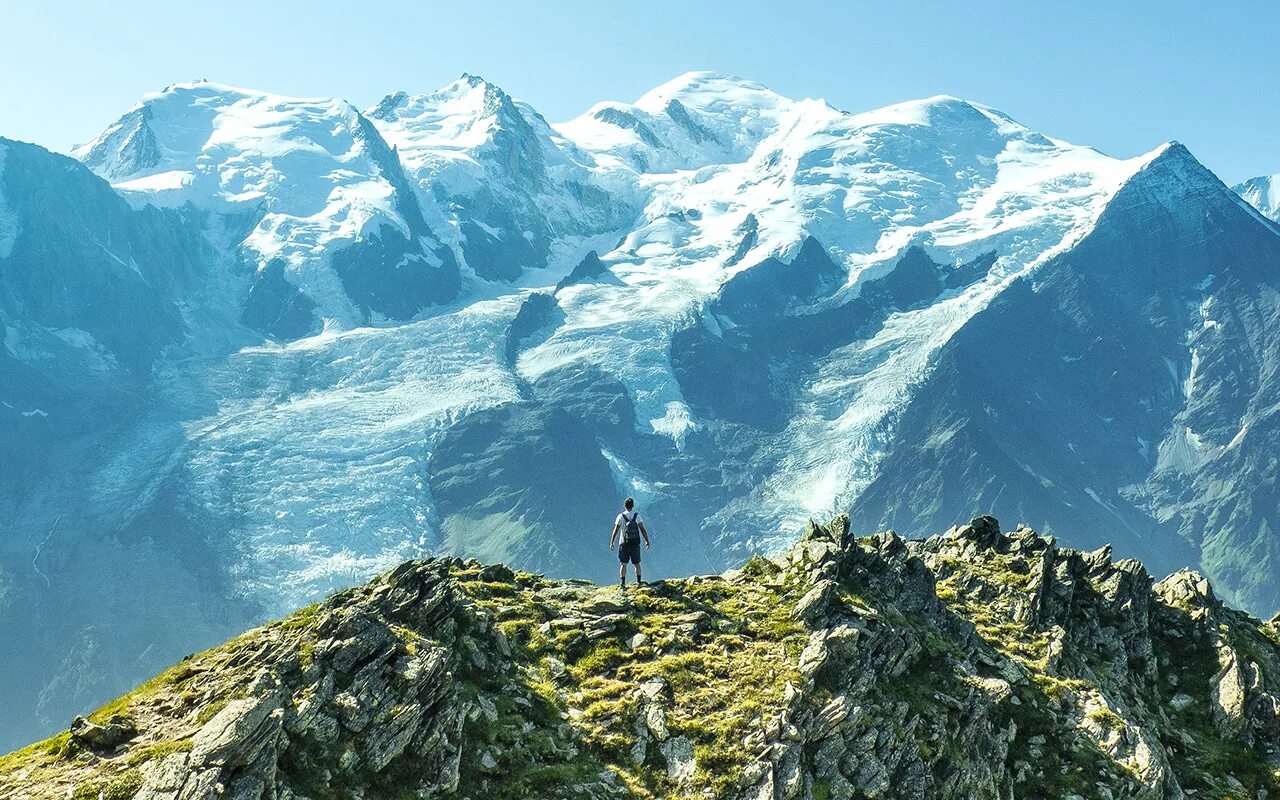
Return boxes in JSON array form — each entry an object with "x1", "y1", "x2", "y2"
[{"x1": 4, "y1": 517, "x2": 1279, "y2": 799}]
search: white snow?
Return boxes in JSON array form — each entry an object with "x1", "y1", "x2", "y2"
[
  {"x1": 534, "y1": 78, "x2": 1165, "y2": 547},
  {"x1": 73, "y1": 80, "x2": 423, "y2": 327},
  {"x1": 365, "y1": 74, "x2": 635, "y2": 278},
  {"x1": 1236, "y1": 173, "x2": 1280, "y2": 223}
]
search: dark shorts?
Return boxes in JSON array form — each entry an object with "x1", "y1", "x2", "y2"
[{"x1": 618, "y1": 539, "x2": 642, "y2": 565}]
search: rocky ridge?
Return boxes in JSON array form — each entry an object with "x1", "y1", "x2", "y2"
[{"x1": 3, "y1": 516, "x2": 1279, "y2": 799}]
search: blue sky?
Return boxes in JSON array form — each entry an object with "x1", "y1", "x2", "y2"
[{"x1": 1, "y1": 0, "x2": 1276, "y2": 182}]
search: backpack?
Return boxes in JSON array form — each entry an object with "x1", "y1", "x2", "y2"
[{"x1": 622, "y1": 511, "x2": 641, "y2": 542}]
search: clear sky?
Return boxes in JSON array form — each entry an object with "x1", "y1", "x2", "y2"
[{"x1": 1, "y1": 0, "x2": 1277, "y2": 183}]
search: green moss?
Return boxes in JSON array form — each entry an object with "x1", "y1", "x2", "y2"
[
  {"x1": 930, "y1": 553, "x2": 1050, "y2": 668},
  {"x1": 1084, "y1": 705, "x2": 1126, "y2": 732},
  {"x1": 0, "y1": 731, "x2": 71, "y2": 772},
  {"x1": 445, "y1": 561, "x2": 808, "y2": 799},
  {"x1": 69, "y1": 771, "x2": 141, "y2": 800},
  {"x1": 811, "y1": 778, "x2": 832, "y2": 800},
  {"x1": 126, "y1": 737, "x2": 194, "y2": 766}
]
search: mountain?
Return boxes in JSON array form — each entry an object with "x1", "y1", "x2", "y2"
[
  {"x1": 851, "y1": 144, "x2": 1280, "y2": 612},
  {"x1": 1236, "y1": 173, "x2": 1280, "y2": 223},
  {"x1": 366, "y1": 74, "x2": 633, "y2": 282},
  {"x1": 4, "y1": 516, "x2": 1280, "y2": 799},
  {"x1": 5, "y1": 72, "x2": 1280, "y2": 752},
  {"x1": 73, "y1": 80, "x2": 461, "y2": 335}
]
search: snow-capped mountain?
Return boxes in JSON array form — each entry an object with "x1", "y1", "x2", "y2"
[
  {"x1": 74, "y1": 80, "x2": 460, "y2": 335},
  {"x1": 367, "y1": 74, "x2": 634, "y2": 281},
  {"x1": 4, "y1": 71, "x2": 1280, "y2": 751},
  {"x1": 1236, "y1": 172, "x2": 1280, "y2": 222}
]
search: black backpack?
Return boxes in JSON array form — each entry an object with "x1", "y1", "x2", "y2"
[{"x1": 622, "y1": 511, "x2": 641, "y2": 542}]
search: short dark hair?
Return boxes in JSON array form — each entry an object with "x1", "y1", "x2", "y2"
[{"x1": 624, "y1": 497, "x2": 635, "y2": 510}]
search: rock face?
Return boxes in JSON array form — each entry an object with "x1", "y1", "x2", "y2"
[{"x1": 4, "y1": 517, "x2": 1280, "y2": 799}]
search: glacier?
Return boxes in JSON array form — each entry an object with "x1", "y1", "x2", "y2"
[{"x1": 4, "y1": 71, "x2": 1280, "y2": 750}]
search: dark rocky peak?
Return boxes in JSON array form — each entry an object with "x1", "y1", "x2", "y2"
[
  {"x1": 716, "y1": 235, "x2": 844, "y2": 317},
  {"x1": 1154, "y1": 568, "x2": 1221, "y2": 617},
  {"x1": 1109, "y1": 141, "x2": 1247, "y2": 226},
  {"x1": 592, "y1": 106, "x2": 662, "y2": 148},
  {"x1": 663, "y1": 98, "x2": 720, "y2": 145},
  {"x1": 554, "y1": 250, "x2": 622, "y2": 292}
]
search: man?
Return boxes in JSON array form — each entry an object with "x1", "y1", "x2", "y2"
[{"x1": 609, "y1": 497, "x2": 651, "y2": 588}]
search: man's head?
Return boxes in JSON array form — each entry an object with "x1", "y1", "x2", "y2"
[{"x1": 624, "y1": 497, "x2": 635, "y2": 510}]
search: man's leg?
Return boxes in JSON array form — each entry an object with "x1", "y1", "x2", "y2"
[
  {"x1": 619, "y1": 558, "x2": 626, "y2": 587},
  {"x1": 635, "y1": 562, "x2": 643, "y2": 584}
]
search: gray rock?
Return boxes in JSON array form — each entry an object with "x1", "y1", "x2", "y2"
[
  {"x1": 190, "y1": 694, "x2": 284, "y2": 767},
  {"x1": 659, "y1": 735, "x2": 696, "y2": 783},
  {"x1": 69, "y1": 714, "x2": 136, "y2": 750},
  {"x1": 644, "y1": 703, "x2": 669, "y2": 742},
  {"x1": 793, "y1": 579, "x2": 838, "y2": 625}
]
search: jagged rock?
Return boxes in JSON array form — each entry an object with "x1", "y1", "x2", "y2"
[
  {"x1": 811, "y1": 695, "x2": 852, "y2": 740},
  {"x1": 478, "y1": 563, "x2": 515, "y2": 583},
  {"x1": 638, "y1": 677, "x2": 669, "y2": 702},
  {"x1": 660, "y1": 735, "x2": 696, "y2": 783},
  {"x1": 8, "y1": 519, "x2": 1280, "y2": 800},
  {"x1": 1154, "y1": 569, "x2": 1218, "y2": 616},
  {"x1": 189, "y1": 693, "x2": 284, "y2": 767},
  {"x1": 581, "y1": 593, "x2": 628, "y2": 615},
  {"x1": 953, "y1": 515, "x2": 1002, "y2": 549},
  {"x1": 793, "y1": 579, "x2": 838, "y2": 625},
  {"x1": 585, "y1": 612, "x2": 630, "y2": 639},
  {"x1": 1213, "y1": 647, "x2": 1248, "y2": 735},
  {"x1": 69, "y1": 714, "x2": 136, "y2": 750},
  {"x1": 644, "y1": 703, "x2": 670, "y2": 742},
  {"x1": 361, "y1": 702, "x2": 423, "y2": 771}
]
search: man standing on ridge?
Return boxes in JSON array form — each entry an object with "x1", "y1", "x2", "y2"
[{"x1": 610, "y1": 497, "x2": 651, "y2": 589}]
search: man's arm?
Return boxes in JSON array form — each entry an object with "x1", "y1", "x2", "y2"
[
  {"x1": 640, "y1": 522, "x2": 651, "y2": 548},
  {"x1": 609, "y1": 523, "x2": 620, "y2": 549}
]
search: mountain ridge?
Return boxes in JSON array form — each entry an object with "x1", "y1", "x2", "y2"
[{"x1": 3, "y1": 515, "x2": 1279, "y2": 799}]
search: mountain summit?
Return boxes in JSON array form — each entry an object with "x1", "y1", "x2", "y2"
[
  {"x1": 1236, "y1": 172, "x2": 1280, "y2": 223},
  {"x1": 72, "y1": 80, "x2": 461, "y2": 331},
  {"x1": 4, "y1": 517, "x2": 1278, "y2": 799}
]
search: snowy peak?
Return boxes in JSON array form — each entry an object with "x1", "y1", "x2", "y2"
[
  {"x1": 846, "y1": 94, "x2": 1043, "y2": 144},
  {"x1": 555, "y1": 72, "x2": 803, "y2": 171},
  {"x1": 632, "y1": 70, "x2": 795, "y2": 132},
  {"x1": 74, "y1": 80, "x2": 460, "y2": 331},
  {"x1": 73, "y1": 80, "x2": 391, "y2": 210},
  {"x1": 1236, "y1": 172, "x2": 1280, "y2": 223},
  {"x1": 1114, "y1": 141, "x2": 1261, "y2": 224},
  {"x1": 73, "y1": 105, "x2": 162, "y2": 181},
  {"x1": 365, "y1": 75, "x2": 632, "y2": 282},
  {"x1": 366, "y1": 73, "x2": 548, "y2": 182},
  {"x1": 369, "y1": 74, "x2": 528, "y2": 145}
]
